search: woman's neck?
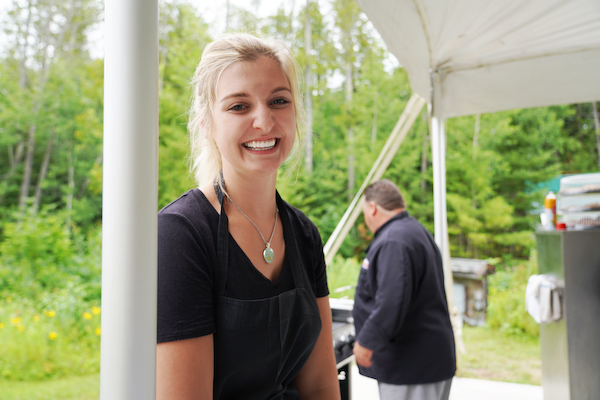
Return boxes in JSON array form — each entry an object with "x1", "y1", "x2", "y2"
[{"x1": 221, "y1": 170, "x2": 278, "y2": 217}]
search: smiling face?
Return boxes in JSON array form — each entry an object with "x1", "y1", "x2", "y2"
[{"x1": 211, "y1": 56, "x2": 296, "y2": 181}]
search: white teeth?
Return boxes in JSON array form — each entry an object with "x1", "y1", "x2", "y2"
[{"x1": 244, "y1": 139, "x2": 277, "y2": 150}]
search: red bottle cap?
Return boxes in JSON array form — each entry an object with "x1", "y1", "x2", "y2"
[{"x1": 556, "y1": 222, "x2": 566, "y2": 230}]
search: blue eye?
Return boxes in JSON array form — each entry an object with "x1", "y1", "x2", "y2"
[
  {"x1": 272, "y1": 98, "x2": 290, "y2": 106},
  {"x1": 229, "y1": 104, "x2": 245, "y2": 111}
]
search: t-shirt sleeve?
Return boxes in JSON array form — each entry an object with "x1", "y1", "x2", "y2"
[
  {"x1": 311, "y1": 221, "x2": 330, "y2": 298},
  {"x1": 157, "y1": 211, "x2": 216, "y2": 343}
]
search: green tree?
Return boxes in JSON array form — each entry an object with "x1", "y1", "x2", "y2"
[{"x1": 157, "y1": 3, "x2": 213, "y2": 208}]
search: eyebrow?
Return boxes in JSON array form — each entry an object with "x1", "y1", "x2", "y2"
[{"x1": 219, "y1": 87, "x2": 292, "y2": 103}]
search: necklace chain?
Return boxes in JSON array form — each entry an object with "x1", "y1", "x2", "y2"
[{"x1": 223, "y1": 191, "x2": 278, "y2": 263}]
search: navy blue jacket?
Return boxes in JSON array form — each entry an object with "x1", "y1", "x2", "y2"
[{"x1": 353, "y1": 211, "x2": 456, "y2": 385}]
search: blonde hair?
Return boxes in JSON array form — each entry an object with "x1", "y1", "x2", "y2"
[{"x1": 188, "y1": 33, "x2": 304, "y2": 187}]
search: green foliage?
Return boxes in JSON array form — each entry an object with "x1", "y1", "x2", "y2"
[
  {"x1": 459, "y1": 325, "x2": 541, "y2": 385},
  {"x1": 0, "y1": 374, "x2": 99, "y2": 400},
  {"x1": 0, "y1": 295, "x2": 101, "y2": 381},
  {"x1": 0, "y1": 208, "x2": 101, "y2": 301},
  {"x1": 486, "y1": 252, "x2": 539, "y2": 337},
  {"x1": 326, "y1": 256, "x2": 361, "y2": 298},
  {"x1": 157, "y1": 3, "x2": 212, "y2": 207}
]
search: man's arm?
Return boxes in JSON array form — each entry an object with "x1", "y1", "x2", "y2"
[{"x1": 356, "y1": 242, "x2": 413, "y2": 353}]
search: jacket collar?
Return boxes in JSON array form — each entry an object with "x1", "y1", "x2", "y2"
[{"x1": 373, "y1": 210, "x2": 409, "y2": 239}]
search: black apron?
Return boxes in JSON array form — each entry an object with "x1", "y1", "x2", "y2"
[{"x1": 213, "y1": 185, "x2": 322, "y2": 400}]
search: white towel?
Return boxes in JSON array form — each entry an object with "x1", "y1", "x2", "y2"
[{"x1": 526, "y1": 274, "x2": 562, "y2": 324}]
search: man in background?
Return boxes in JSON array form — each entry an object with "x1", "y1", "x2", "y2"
[{"x1": 352, "y1": 179, "x2": 456, "y2": 400}]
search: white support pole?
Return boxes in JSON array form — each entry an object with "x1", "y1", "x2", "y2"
[
  {"x1": 429, "y1": 88, "x2": 448, "y2": 256},
  {"x1": 101, "y1": 0, "x2": 159, "y2": 399},
  {"x1": 429, "y1": 71, "x2": 465, "y2": 355},
  {"x1": 324, "y1": 94, "x2": 425, "y2": 266}
]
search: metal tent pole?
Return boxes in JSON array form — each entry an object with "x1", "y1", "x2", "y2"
[
  {"x1": 323, "y1": 94, "x2": 426, "y2": 266},
  {"x1": 429, "y1": 70, "x2": 465, "y2": 355},
  {"x1": 101, "y1": 0, "x2": 159, "y2": 398},
  {"x1": 429, "y1": 77, "x2": 448, "y2": 257}
]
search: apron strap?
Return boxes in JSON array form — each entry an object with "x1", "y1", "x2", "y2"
[
  {"x1": 266, "y1": 383, "x2": 288, "y2": 400},
  {"x1": 214, "y1": 179, "x2": 229, "y2": 312},
  {"x1": 214, "y1": 183, "x2": 307, "y2": 303},
  {"x1": 276, "y1": 192, "x2": 306, "y2": 290}
]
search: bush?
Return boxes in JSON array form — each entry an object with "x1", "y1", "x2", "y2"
[
  {"x1": 0, "y1": 209, "x2": 102, "y2": 381},
  {"x1": 486, "y1": 251, "x2": 539, "y2": 337},
  {"x1": 327, "y1": 255, "x2": 361, "y2": 299},
  {"x1": 0, "y1": 208, "x2": 101, "y2": 301},
  {"x1": 0, "y1": 294, "x2": 101, "y2": 381}
]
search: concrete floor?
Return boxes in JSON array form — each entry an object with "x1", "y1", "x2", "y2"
[{"x1": 351, "y1": 363, "x2": 543, "y2": 400}]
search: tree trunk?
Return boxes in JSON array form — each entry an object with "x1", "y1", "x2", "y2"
[
  {"x1": 472, "y1": 113, "x2": 480, "y2": 209},
  {"x1": 420, "y1": 111, "x2": 428, "y2": 199},
  {"x1": 4, "y1": 142, "x2": 25, "y2": 179},
  {"x1": 33, "y1": 129, "x2": 55, "y2": 212},
  {"x1": 371, "y1": 95, "x2": 378, "y2": 151},
  {"x1": 18, "y1": 1, "x2": 33, "y2": 88},
  {"x1": 304, "y1": 0, "x2": 313, "y2": 174},
  {"x1": 225, "y1": 0, "x2": 231, "y2": 32},
  {"x1": 345, "y1": 60, "x2": 355, "y2": 199},
  {"x1": 78, "y1": 154, "x2": 103, "y2": 199},
  {"x1": 19, "y1": 124, "x2": 37, "y2": 211},
  {"x1": 66, "y1": 145, "x2": 75, "y2": 229},
  {"x1": 0, "y1": 142, "x2": 25, "y2": 206},
  {"x1": 592, "y1": 102, "x2": 600, "y2": 168}
]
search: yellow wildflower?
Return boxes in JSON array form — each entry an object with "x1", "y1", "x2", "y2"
[
  {"x1": 17, "y1": 325, "x2": 25, "y2": 333},
  {"x1": 44, "y1": 310, "x2": 56, "y2": 318},
  {"x1": 6, "y1": 297, "x2": 12, "y2": 303},
  {"x1": 10, "y1": 317, "x2": 23, "y2": 326},
  {"x1": 48, "y1": 331, "x2": 58, "y2": 340},
  {"x1": 0, "y1": 323, "x2": 4, "y2": 329},
  {"x1": 95, "y1": 327, "x2": 101, "y2": 336},
  {"x1": 91, "y1": 306, "x2": 101, "y2": 315},
  {"x1": 33, "y1": 315, "x2": 41, "y2": 322},
  {"x1": 83, "y1": 312, "x2": 93, "y2": 320}
]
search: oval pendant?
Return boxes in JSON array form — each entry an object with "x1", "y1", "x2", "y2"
[{"x1": 263, "y1": 247, "x2": 275, "y2": 264}]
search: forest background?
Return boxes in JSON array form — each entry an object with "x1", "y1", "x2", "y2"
[{"x1": 1, "y1": 0, "x2": 600, "y2": 389}]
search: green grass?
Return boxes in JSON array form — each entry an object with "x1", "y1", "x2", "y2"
[
  {"x1": 458, "y1": 324, "x2": 541, "y2": 385},
  {"x1": 0, "y1": 296, "x2": 101, "y2": 381},
  {"x1": 327, "y1": 256, "x2": 361, "y2": 299},
  {"x1": 0, "y1": 324, "x2": 541, "y2": 400},
  {"x1": 0, "y1": 374, "x2": 99, "y2": 400}
]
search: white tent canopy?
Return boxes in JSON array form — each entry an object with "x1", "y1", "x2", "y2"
[{"x1": 354, "y1": 0, "x2": 600, "y2": 119}]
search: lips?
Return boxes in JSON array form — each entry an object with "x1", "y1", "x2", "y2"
[{"x1": 243, "y1": 138, "x2": 278, "y2": 151}]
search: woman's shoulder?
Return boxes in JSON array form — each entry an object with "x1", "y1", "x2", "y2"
[
  {"x1": 160, "y1": 189, "x2": 213, "y2": 216},
  {"x1": 159, "y1": 189, "x2": 218, "y2": 233}
]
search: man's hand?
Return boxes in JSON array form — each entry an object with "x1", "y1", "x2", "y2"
[{"x1": 352, "y1": 340, "x2": 373, "y2": 368}]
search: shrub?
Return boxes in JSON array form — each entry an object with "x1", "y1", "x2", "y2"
[
  {"x1": 0, "y1": 208, "x2": 101, "y2": 302},
  {"x1": 327, "y1": 255, "x2": 361, "y2": 299},
  {"x1": 486, "y1": 251, "x2": 539, "y2": 337},
  {"x1": 0, "y1": 294, "x2": 101, "y2": 381}
]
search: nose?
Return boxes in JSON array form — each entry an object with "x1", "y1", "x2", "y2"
[{"x1": 252, "y1": 104, "x2": 275, "y2": 132}]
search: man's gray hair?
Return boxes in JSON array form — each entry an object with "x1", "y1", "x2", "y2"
[{"x1": 364, "y1": 179, "x2": 405, "y2": 211}]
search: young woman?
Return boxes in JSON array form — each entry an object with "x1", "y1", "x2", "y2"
[{"x1": 156, "y1": 33, "x2": 340, "y2": 400}]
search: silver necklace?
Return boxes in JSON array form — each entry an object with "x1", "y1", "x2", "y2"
[{"x1": 224, "y1": 191, "x2": 278, "y2": 264}]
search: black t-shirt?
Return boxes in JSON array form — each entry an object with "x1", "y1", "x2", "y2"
[{"x1": 157, "y1": 189, "x2": 329, "y2": 344}]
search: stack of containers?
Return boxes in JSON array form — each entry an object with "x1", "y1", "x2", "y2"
[{"x1": 557, "y1": 173, "x2": 600, "y2": 230}]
